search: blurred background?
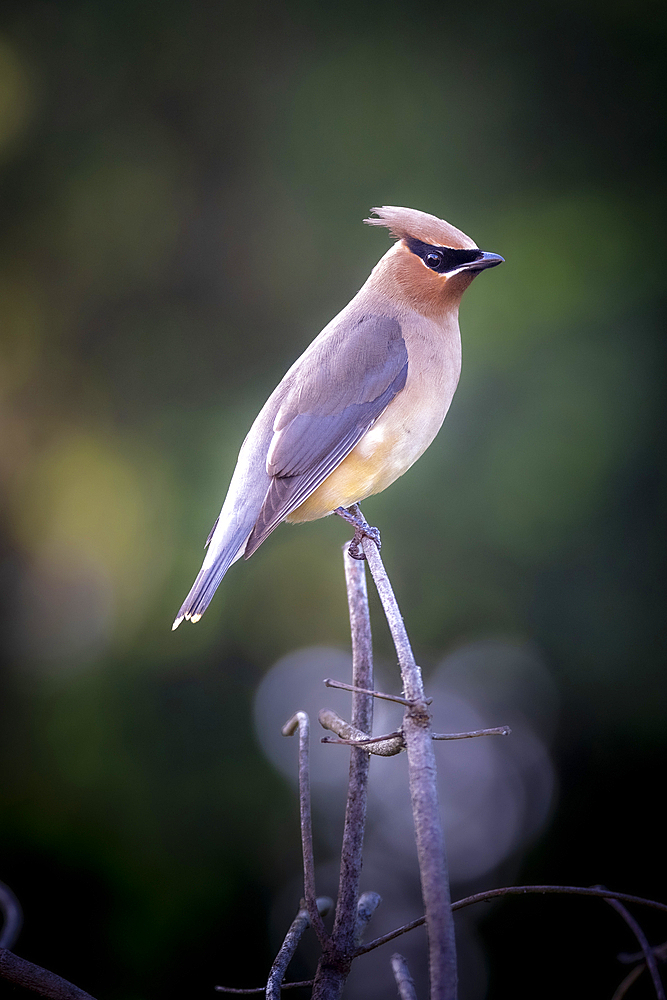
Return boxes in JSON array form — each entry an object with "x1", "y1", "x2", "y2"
[{"x1": 0, "y1": 1, "x2": 665, "y2": 997}]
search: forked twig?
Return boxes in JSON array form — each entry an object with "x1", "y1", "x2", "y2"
[
  {"x1": 311, "y1": 549, "x2": 376, "y2": 997},
  {"x1": 614, "y1": 941, "x2": 667, "y2": 999},
  {"x1": 601, "y1": 891, "x2": 665, "y2": 1000},
  {"x1": 265, "y1": 898, "x2": 332, "y2": 1000},
  {"x1": 281, "y1": 712, "x2": 329, "y2": 946}
]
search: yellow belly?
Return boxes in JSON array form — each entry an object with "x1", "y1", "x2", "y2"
[
  {"x1": 286, "y1": 442, "x2": 397, "y2": 522},
  {"x1": 286, "y1": 385, "x2": 446, "y2": 522},
  {"x1": 285, "y1": 314, "x2": 461, "y2": 524}
]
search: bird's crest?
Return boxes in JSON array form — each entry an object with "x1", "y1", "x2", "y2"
[{"x1": 365, "y1": 206, "x2": 477, "y2": 251}]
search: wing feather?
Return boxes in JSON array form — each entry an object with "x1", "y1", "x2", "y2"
[{"x1": 245, "y1": 314, "x2": 408, "y2": 557}]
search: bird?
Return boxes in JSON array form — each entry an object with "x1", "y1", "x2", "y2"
[{"x1": 173, "y1": 206, "x2": 503, "y2": 629}]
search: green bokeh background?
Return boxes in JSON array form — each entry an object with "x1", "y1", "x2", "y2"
[{"x1": 0, "y1": 1, "x2": 665, "y2": 997}]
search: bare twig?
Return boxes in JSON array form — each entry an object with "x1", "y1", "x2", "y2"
[
  {"x1": 354, "y1": 916, "x2": 427, "y2": 958},
  {"x1": 612, "y1": 964, "x2": 649, "y2": 1000},
  {"x1": 0, "y1": 949, "x2": 98, "y2": 999},
  {"x1": 332, "y1": 549, "x2": 375, "y2": 941},
  {"x1": 312, "y1": 549, "x2": 376, "y2": 998},
  {"x1": 216, "y1": 982, "x2": 315, "y2": 994},
  {"x1": 319, "y1": 708, "x2": 404, "y2": 756},
  {"x1": 619, "y1": 942, "x2": 667, "y2": 964},
  {"x1": 432, "y1": 727, "x2": 510, "y2": 740},
  {"x1": 320, "y1": 719, "x2": 510, "y2": 751},
  {"x1": 450, "y1": 886, "x2": 667, "y2": 916},
  {"x1": 266, "y1": 898, "x2": 332, "y2": 1000},
  {"x1": 321, "y1": 734, "x2": 405, "y2": 753},
  {"x1": 391, "y1": 953, "x2": 418, "y2": 1000},
  {"x1": 322, "y1": 722, "x2": 510, "y2": 753},
  {"x1": 0, "y1": 882, "x2": 22, "y2": 950},
  {"x1": 361, "y1": 528, "x2": 457, "y2": 1000},
  {"x1": 614, "y1": 941, "x2": 667, "y2": 998},
  {"x1": 281, "y1": 713, "x2": 329, "y2": 946},
  {"x1": 601, "y1": 891, "x2": 665, "y2": 1000},
  {"x1": 354, "y1": 885, "x2": 667, "y2": 958},
  {"x1": 323, "y1": 678, "x2": 425, "y2": 707}
]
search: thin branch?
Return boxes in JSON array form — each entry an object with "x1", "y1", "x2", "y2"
[
  {"x1": 318, "y1": 708, "x2": 404, "y2": 756},
  {"x1": 321, "y1": 734, "x2": 405, "y2": 753},
  {"x1": 432, "y1": 727, "x2": 511, "y2": 740},
  {"x1": 312, "y1": 549, "x2": 376, "y2": 999},
  {"x1": 354, "y1": 886, "x2": 667, "y2": 958},
  {"x1": 391, "y1": 953, "x2": 418, "y2": 1000},
  {"x1": 354, "y1": 916, "x2": 427, "y2": 957},
  {"x1": 281, "y1": 713, "x2": 329, "y2": 946},
  {"x1": 323, "y1": 678, "x2": 425, "y2": 707},
  {"x1": 322, "y1": 722, "x2": 510, "y2": 752},
  {"x1": 216, "y1": 982, "x2": 315, "y2": 994},
  {"x1": 612, "y1": 964, "x2": 648, "y2": 1000},
  {"x1": 266, "y1": 898, "x2": 332, "y2": 1000},
  {"x1": 331, "y1": 549, "x2": 375, "y2": 947},
  {"x1": 602, "y1": 892, "x2": 665, "y2": 1000},
  {"x1": 0, "y1": 882, "x2": 22, "y2": 950},
  {"x1": 450, "y1": 886, "x2": 667, "y2": 916},
  {"x1": 0, "y1": 949, "x2": 98, "y2": 999},
  {"x1": 362, "y1": 528, "x2": 457, "y2": 1000},
  {"x1": 619, "y1": 942, "x2": 667, "y2": 965}
]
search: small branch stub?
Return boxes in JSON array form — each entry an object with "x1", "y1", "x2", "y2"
[
  {"x1": 355, "y1": 892, "x2": 382, "y2": 946},
  {"x1": 391, "y1": 953, "x2": 418, "y2": 1000}
]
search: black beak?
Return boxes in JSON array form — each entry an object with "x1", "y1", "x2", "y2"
[{"x1": 465, "y1": 251, "x2": 504, "y2": 272}]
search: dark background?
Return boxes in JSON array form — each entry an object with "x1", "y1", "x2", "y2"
[{"x1": 0, "y1": 1, "x2": 665, "y2": 997}]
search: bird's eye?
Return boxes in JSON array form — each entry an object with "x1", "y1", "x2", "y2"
[{"x1": 424, "y1": 252, "x2": 443, "y2": 270}]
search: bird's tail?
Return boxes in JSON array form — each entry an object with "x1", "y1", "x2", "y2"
[{"x1": 172, "y1": 531, "x2": 249, "y2": 629}]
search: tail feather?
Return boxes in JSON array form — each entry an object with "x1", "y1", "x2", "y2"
[{"x1": 172, "y1": 532, "x2": 250, "y2": 629}]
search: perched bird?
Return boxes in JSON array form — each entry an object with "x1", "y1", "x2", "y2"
[{"x1": 173, "y1": 206, "x2": 503, "y2": 629}]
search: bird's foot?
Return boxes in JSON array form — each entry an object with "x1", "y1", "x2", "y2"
[{"x1": 334, "y1": 504, "x2": 381, "y2": 560}]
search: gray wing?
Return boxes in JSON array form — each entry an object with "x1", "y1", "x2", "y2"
[{"x1": 245, "y1": 313, "x2": 408, "y2": 557}]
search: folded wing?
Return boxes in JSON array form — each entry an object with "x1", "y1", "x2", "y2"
[{"x1": 245, "y1": 313, "x2": 408, "y2": 556}]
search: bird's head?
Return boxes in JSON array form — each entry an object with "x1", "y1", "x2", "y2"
[{"x1": 365, "y1": 206, "x2": 503, "y2": 316}]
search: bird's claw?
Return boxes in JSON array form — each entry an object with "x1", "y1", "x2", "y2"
[
  {"x1": 334, "y1": 505, "x2": 381, "y2": 560},
  {"x1": 348, "y1": 523, "x2": 381, "y2": 560}
]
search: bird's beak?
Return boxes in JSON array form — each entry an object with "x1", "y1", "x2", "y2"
[{"x1": 466, "y1": 251, "x2": 504, "y2": 272}]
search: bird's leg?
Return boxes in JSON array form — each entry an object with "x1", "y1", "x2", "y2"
[{"x1": 334, "y1": 504, "x2": 381, "y2": 560}]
